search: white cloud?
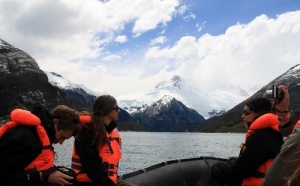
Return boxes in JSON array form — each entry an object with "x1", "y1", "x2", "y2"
[
  {"x1": 115, "y1": 35, "x2": 128, "y2": 43},
  {"x1": 131, "y1": 0, "x2": 180, "y2": 36},
  {"x1": 177, "y1": 5, "x2": 187, "y2": 15},
  {"x1": 146, "y1": 11, "x2": 300, "y2": 92},
  {"x1": 150, "y1": 36, "x2": 167, "y2": 45},
  {"x1": 196, "y1": 21, "x2": 206, "y2": 32},
  {"x1": 0, "y1": 0, "x2": 299, "y2": 98},
  {"x1": 102, "y1": 54, "x2": 122, "y2": 61},
  {"x1": 183, "y1": 12, "x2": 196, "y2": 21}
]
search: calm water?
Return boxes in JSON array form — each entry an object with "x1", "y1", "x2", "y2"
[{"x1": 53, "y1": 132, "x2": 244, "y2": 175}]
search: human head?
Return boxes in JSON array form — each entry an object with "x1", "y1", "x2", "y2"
[
  {"x1": 93, "y1": 95, "x2": 120, "y2": 123},
  {"x1": 50, "y1": 105, "x2": 79, "y2": 144},
  {"x1": 91, "y1": 95, "x2": 120, "y2": 147},
  {"x1": 93, "y1": 95, "x2": 118, "y2": 115},
  {"x1": 242, "y1": 97, "x2": 272, "y2": 128}
]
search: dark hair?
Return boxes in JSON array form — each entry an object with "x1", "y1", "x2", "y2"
[
  {"x1": 243, "y1": 97, "x2": 272, "y2": 128},
  {"x1": 31, "y1": 104, "x2": 79, "y2": 138},
  {"x1": 50, "y1": 105, "x2": 79, "y2": 132},
  {"x1": 244, "y1": 97, "x2": 272, "y2": 117},
  {"x1": 91, "y1": 95, "x2": 117, "y2": 147}
]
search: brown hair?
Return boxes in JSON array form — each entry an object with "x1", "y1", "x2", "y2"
[
  {"x1": 50, "y1": 105, "x2": 79, "y2": 133},
  {"x1": 91, "y1": 95, "x2": 117, "y2": 147}
]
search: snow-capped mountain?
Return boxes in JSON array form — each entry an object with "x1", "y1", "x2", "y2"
[
  {"x1": 44, "y1": 70, "x2": 255, "y2": 119},
  {"x1": 44, "y1": 71, "x2": 98, "y2": 108},
  {"x1": 118, "y1": 75, "x2": 255, "y2": 119},
  {"x1": 45, "y1": 71, "x2": 100, "y2": 96},
  {"x1": 132, "y1": 95, "x2": 205, "y2": 131},
  {"x1": 203, "y1": 64, "x2": 300, "y2": 132}
]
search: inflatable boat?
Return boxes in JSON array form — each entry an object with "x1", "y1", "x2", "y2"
[{"x1": 120, "y1": 156, "x2": 227, "y2": 186}]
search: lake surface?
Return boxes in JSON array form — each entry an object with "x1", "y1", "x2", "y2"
[{"x1": 53, "y1": 132, "x2": 244, "y2": 175}]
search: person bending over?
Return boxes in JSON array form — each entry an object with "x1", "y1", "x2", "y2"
[{"x1": 0, "y1": 104, "x2": 80, "y2": 186}]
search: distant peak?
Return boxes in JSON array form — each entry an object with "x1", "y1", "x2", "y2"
[
  {"x1": 160, "y1": 95, "x2": 174, "y2": 103},
  {"x1": 171, "y1": 75, "x2": 182, "y2": 88},
  {"x1": 171, "y1": 75, "x2": 181, "y2": 82},
  {"x1": 155, "y1": 75, "x2": 183, "y2": 90}
]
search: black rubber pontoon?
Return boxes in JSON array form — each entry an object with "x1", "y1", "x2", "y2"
[{"x1": 121, "y1": 156, "x2": 227, "y2": 186}]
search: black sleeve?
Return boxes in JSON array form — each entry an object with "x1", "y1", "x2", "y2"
[
  {"x1": 0, "y1": 126, "x2": 42, "y2": 185},
  {"x1": 212, "y1": 129, "x2": 282, "y2": 185},
  {"x1": 232, "y1": 131, "x2": 270, "y2": 178},
  {"x1": 75, "y1": 127, "x2": 115, "y2": 186},
  {"x1": 234, "y1": 129, "x2": 282, "y2": 179}
]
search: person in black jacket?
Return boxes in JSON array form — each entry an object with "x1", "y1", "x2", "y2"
[
  {"x1": 196, "y1": 97, "x2": 284, "y2": 186},
  {"x1": 71, "y1": 95, "x2": 136, "y2": 186},
  {"x1": 0, "y1": 104, "x2": 79, "y2": 186}
]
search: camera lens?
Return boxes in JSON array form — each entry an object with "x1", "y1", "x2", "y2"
[{"x1": 265, "y1": 90, "x2": 273, "y2": 98}]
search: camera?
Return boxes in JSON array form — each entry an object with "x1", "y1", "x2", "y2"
[
  {"x1": 57, "y1": 166, "x2": 76, "y2": 185},
  {"x1": 266, "y1": 85, "x2": 283, "y2": 100},
  {"x1": 44, "y1": 166, "x2": 76, "y2": 186}
]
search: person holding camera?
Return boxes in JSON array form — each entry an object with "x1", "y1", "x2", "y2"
[
  {"x1": 71, "y1": 95, "x2": 136, "y2": 186},
  {"x1": 196, "y1": 96, "x2": 284, "y2": 186},
  {"x1": 262, "y1": 85, "x2": 300, "y2": 186},
  {"x1": 267, "y1": 85, "x2": 294, "y2": 137},
  {"x1": 0, "y1": 104, "x2": 80, "y2": 186}
]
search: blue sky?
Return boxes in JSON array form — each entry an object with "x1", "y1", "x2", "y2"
[{"x1": 1, "y1": 0, "x2": 300, "y2": 97}]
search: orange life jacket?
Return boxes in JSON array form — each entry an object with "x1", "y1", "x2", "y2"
[
  {"x1": 71, "y1": 115, "x2": 122, "y2": 184},
  {"x1": 0, "y1": 109, "x2": 54, "y2": 172},
  {"x1": 242, "y1": 113, "x2": 279, "y2": 186}
]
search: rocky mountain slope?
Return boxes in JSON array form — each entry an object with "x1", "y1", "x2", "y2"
[
  {"x1": 0, "y1": 39, "x2": 81, "y2": 121},
  {"x1": 2, "y1": 37, "x2": 299, "y2": 133},
  {"x1": 0, "y1": 38, "x2": 204, "y2": 131},
  {"x1": 200, "y1": 64, "x2": 300, "y2": 132},
  {"x1": 132, "y1": 95, "x2": 205, "y2": 131},
  {"x1": 44, "y1": 69, "x2": 203, "y2": 131}
]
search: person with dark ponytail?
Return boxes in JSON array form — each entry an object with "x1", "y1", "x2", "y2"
[
  {"x1": 196, "y1": 96, "x2": 284, "y2": 186},
  {"x1": 71, "y1": 95, "x2": 136, "y2": 186}
]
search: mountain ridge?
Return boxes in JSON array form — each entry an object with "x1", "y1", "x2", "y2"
[
  {"x1": 117, "y1": 74, "x2": 253, "y2": 119},
  {"x1": 2, "y1": 37, "x2": 300, "y2": 133},
  {"x1": 201, "y1": 64, "x2": 300, "y2": 132}
]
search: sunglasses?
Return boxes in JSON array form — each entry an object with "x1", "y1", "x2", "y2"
[
  {"x1": 242, "y1": 109, "x2": 252, "y2": 116},
  {"x1": 112, "y1": 106, "x2": 120, "y2": 112}
]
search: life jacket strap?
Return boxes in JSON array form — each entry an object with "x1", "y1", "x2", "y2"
[
  {"x1": 42, "y1": 145, "x2": 53, "y2": 150},
  {"x1": 72, "y1": 157, "x2": 81, "y2": 163},
  {"x1": 71, "y1": 163, "x2": 82, "y2": 171}
]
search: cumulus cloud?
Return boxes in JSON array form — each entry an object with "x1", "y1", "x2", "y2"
[
  {"x1": 0, "y1": 0, "x2": 299, "y2": 97},
  {"x1": 115, "y1": 35, "x2": 128, "y2": 43},
  {"x1": 146, "y1": 12, "x2": 300, "y2": 92},
  {"x1": 150, "y1": 36, "x2": 167, "y2": 45}
]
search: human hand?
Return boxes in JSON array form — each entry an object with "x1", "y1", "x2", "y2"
[
  {"x1": 47, "y1": 170, "x2": 73, "y2": 186},
  {"x1": 273, "y1": 85, "x2": 289, "y2": 113}
]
